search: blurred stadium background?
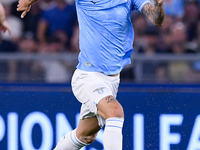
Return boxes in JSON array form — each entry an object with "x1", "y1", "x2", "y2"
[{"x1": 0, "y1": 0, "x2": 200, "y2": 150}]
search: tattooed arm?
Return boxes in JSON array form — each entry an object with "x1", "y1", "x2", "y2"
[
  {"x1": 17, "y1": 0, "x2": 38, "y2": 18},
  {"x1": 142, "y1": 0, "x2": 165, "y2": 26}
]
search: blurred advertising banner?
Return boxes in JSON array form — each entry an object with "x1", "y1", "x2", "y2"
[{"x1": 0, "y1": 83, "x2": 200, "y2": 150}]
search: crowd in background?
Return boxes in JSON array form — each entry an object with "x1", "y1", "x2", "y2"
[
  {"x1": 128, "y1": 0, "x2": 200, "y2": 83},
  {"x1": 0, "y1": 0, "x2": 200, "y2": 83},
  {"x1": 0, "y1": 0, "x2": 78, "y2": 53}
]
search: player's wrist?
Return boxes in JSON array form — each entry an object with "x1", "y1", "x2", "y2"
[
  {"x1": 25, "y1": 0, "x2": 37, "y2": 6},
  {"x1": 29, "y1": 0, "x2": 38, "y2": 4},
  {"x1": 154, "y1": 3, "x2": 162, "y2": 6},
  {"x1": 154, "y1": 1, "x2": 164, "y2": 6},
  {"x1": 0, "y1": 4, "x2": 5, "y2": 25},
  {"x1": 0, "y1": 16, "x2": 6, "y2": 25}
]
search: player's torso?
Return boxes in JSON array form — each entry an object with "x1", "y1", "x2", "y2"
[
  {"x1": 75, "y1": 0, "x2": 134, "y2": 75},
  {"x1": 75, "y1": 0, "x2": 132, "y2": 24},
  {"x1": 75, "y1": 0, "x2": 133, "y2": 52}
]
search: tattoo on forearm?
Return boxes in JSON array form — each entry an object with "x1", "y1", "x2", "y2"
[
  {"x1": 142, "y1": 3, "x2": 165, "y2": 26},
  {"x1": 105, "y1": 96, "x2": 116, "y2": 103},
  {"x1": 142, "y1": 3, "x2": 153, "y2": 18},
  {"x1": 154, "y1": 4, "x2": 165, "y2": 25}
]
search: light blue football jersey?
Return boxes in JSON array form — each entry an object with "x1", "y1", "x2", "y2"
[{"x1": 76, "y1": 0, "x2": 150, "y2": 75}]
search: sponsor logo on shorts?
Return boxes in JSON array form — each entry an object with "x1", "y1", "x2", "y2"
[{"x1": 93, "y1": 87, "x2": 106, "y2": 94}]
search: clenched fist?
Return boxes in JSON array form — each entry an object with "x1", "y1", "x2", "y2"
[{"x1": 17, "y1": 0, "x2": 37, "y2": 18}]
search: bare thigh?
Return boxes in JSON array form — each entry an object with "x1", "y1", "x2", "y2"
[
  {"x1": 76, "y1": 95, "x2": 124, "y2": 143},
  {"x1": 97, "y1": 95, "x2": 124, "y2": 119}
]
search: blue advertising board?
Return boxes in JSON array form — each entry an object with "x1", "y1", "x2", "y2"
[{"x1": 0, "y1": 83, "x2": 200, "y2": 150}]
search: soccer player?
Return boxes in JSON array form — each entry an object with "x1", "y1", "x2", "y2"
[
  {"x1": 0, "y1": 3, "x2": 11, "y2": 35},
  {"x1": 17, "y1": 0, "x2": 165, "y2": 149}
]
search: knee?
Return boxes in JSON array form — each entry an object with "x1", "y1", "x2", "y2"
[
  {"x1": 97, "y1": 96, "x2": 124, "y2": 119},
  {"x1": 109, "y1": 103, "x2": 124, "y2": 118},
  {"x1": 103, "y1": 102, "x2": 124, "y2": 119},
  {"x1": 80, "y1": 134, "x2": 97, "y2": 144}
]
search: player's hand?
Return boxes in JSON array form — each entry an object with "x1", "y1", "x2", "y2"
[
  {"x1": 17, "y1": 0, "x2": 37, "y2": 18},
  {"x1": 0, "y1": 20, "x2": 11, "y2": 35},
  {"x1": 154, "y1": 0, "x2": 165, "y2": 5}
]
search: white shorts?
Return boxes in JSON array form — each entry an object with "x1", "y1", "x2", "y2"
[{"x1": 71, "y1": 69, "x2": 120, "y2": 128}]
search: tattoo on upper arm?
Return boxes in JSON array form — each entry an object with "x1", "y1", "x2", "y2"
[
  {"x1": 142, "y1": 3, "x2": 165, "y2": 26},
  {"x1": 105, "y1": 96, "x2": 116, "y2": 103}
]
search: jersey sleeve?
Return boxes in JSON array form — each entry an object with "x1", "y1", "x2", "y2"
[{"x1": 131, "y1": 0, "x2": 150, "y2": 12}]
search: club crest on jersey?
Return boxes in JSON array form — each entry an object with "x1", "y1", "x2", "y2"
[{"x1": 93, "y1": 87, "x2": 106, "y2": 94}]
